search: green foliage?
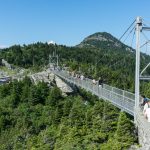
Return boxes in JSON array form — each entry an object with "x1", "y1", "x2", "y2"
[
  {"x1": 0, "y1": 79, "x2": 138, "y2": 149},
  {"x1": 0, "y1": 32, "x2": 141, "y2": 149},
  {"x1": 115, "y1": 112, "x2": 136, "y2": 147},
  {"x1": 1, "y1": 32, "x2": 150, "y2": 93},
  {"x1": 46, "y1": 86, "x2": 62, "y2": 106},
  {"x1": 1, "y1": 40, "x2": 150, "y2": 94},
  {"x1": 101, "y1": 112, "x2": 137, "y2": 150}
]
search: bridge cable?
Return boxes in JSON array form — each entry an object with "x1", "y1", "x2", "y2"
[
  {"x1": 141, "y1": 32, "x2": 150, "y2": 54},
  {"x1": 119, "y1": 20, "x2": 136, "y2": 41},
  {"x1": 145, "y1": 42, "x2": 148, "y2": 54},
  {"x1": 143, "y1": 19, "x2": 150, "y2": 27},
  {"x1": 142, "y1": 20, "x2": 150, "y2": 55},
  {"x1": 141, "y1": 32, "x2": 149, "y2": 41},
  {"x1": 140, "y1": 40, "x2": 150, "y2": 49},
  {"x1": 108, "y1": 28, "x2": 135, "y2": 69},
  {"x1": 130, "y1": 30, "x2": 135, "y2": 48},
  {"x1": 140, "y1": 30, "x2": 150, "y2": 76},
  {"x1": 123, "y1": 26, "x2": 135, "y2": 43}
]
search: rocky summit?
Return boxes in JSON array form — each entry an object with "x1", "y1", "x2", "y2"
[{"x1": 77, "y1": 32, "x2": 123, "y2": 48}]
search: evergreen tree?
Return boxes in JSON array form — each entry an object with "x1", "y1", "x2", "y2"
[
  {"x1": 115, "y1": 112, "x2": 136, "y2": 148},
  {"x1": 46, "y1": 86, "x2": 62, "y2": 106}
]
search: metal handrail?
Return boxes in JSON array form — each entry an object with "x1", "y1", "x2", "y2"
[{"x1": 53, "y1": 70, "x2": 135, "y2": 116}]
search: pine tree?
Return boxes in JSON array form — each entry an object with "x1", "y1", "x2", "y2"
[{"x1": 115, "y1": 112, "x2": 136, "y2": 148}]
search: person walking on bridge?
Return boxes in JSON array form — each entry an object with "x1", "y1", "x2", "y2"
[
  {"x1": 98, "y1": 77, "x2": 103, "y2": 88},
  {"x1": 92, "y1": 78, "x2": 96, "y2": 85},
  {"x1": 144, "y1": 99, "x2": 150, "y2": 122},
  {"x1": 142, "y1": 95, "x2": 148, "y2": 106}
]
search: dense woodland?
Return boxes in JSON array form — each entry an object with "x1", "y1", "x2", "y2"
[
  {"x1": 0, "y1": 77, "x2": 137, "y2": 149},
  {"x1": 0, "y1": 32, "x2": 149, "y2": 149}
]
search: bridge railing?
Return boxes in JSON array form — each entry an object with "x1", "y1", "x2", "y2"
[{"x1": 53, "y1": 70, "x2": 135, "y2": 116}]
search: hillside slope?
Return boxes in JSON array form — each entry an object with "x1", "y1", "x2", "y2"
[
  {"x1": 0, "y1": 32, "x2": 150, "y2": 93},
  {"x1": 77, "y1": 32, "x2": 133, "y2": 52}
]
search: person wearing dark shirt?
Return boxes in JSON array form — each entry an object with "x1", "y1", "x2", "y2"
[
  {"x1": 98, "y1": 77, "x2": 103, "y2": 88},
  {"x1": 142, "y1": 95, "x2": 148, "y2": 106}
]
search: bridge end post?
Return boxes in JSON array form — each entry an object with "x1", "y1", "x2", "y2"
[{"x1": 134, "y1": 16, "x2": 142, "y2": 125}]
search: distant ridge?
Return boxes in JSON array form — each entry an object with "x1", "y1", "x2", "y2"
[{"x1": 77, "y1": 32, "x2": 133, "y2": 52}]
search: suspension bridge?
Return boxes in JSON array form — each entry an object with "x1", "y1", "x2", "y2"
[
  {"x1": 0, "y1": 16, "x2": 150, "y2": 149},
  {"x1": 53, "y1": 69, "x2": 135, "y2": 116},
  {"x1": 50, "y1": 17, "x2": 150, "y2": 149}
]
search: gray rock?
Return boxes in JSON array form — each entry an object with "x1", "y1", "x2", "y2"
[
  {"x1": 55, "y1": 75, "x2": 73, "y2": 94},
  {"x1": 29, "y1": 69, "x2": 73, "y2": 95}
]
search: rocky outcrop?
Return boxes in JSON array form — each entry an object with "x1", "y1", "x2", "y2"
[
  {"x1": 2, "y1": 59, "x2": 13, "y2": 69},
  {"x1": 29, "y1": 69, "x2": 73, "y2": 95},
  {"x1": 0, "y1": 70, "x2": 8, "y2": 78},
  {"x1": 77, "y1": 32, "x2": 122, "y2": 48},
  {"x1": 55, "y1": 75, "x2": 73, "y2": 94},
  {"x1": 30, "y1": 70, "x2": 54, "y2": 85}
]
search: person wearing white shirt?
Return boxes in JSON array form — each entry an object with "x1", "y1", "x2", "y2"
[
  {"x1": 145, "y1": 108, "x2": 150, "y2": 122},
  {"x1": 144, "y1": 100, "x2": 150, "y2": 122},
  {"x1": 80, "y1": 75, "x2": 84, "y2": 80},
  {"x1": 143, "y1": 103, "x2": 148, "y2": 114},
  {"x1": 92, "y1": 79, "x2": 96, "y2": 84}
]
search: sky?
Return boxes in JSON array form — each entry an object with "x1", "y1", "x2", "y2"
[{"x1": 0, "y1": 0, "x2": 150, "y2": 48}]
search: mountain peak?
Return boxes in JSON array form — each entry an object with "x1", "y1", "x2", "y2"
[{"x1": 77, "y1": 32, "x2": 122, "y2": 48}]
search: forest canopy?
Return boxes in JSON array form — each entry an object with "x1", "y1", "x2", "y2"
[{"x1": 0, "y1": 78, "x2": 137, "y2": 149}]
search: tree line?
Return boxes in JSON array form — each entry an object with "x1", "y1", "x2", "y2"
[{"x1": 1, "y1": 40, "x2": 150, "y2": 95}]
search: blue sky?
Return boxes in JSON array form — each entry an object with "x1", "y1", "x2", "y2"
[{"x1": 0, "y1": 0, "x2": 150, "y2": 47}]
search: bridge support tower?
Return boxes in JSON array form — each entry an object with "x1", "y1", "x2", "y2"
[
  {"x1": 49, "y1": 52, "x2": 59, "y2": 70},
  {"x1": 135, "y1": 17, "x2": 150, "y2": 149}
]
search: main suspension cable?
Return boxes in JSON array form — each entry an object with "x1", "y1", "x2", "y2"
[
  {"x1": 131, "y1": 30, "x2": 135, "y2": 48},
  {"x1": 123, "y1": 26, "x2": 135, "y2": 43},
  {"x1": 119, "y1": 20, "x2": 136, "y2": 41}
]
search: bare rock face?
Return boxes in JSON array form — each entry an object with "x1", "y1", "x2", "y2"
[
  {"x1": 55, "y1": 75, "x2": 73, "y2": 94},
  {"x1": 2, "y1": 59, "x2": 13, "y2": 69},
  {"x1": 30, "y1": 69, "x2": 73, "y2": 95},
  {"x1": 30, "y1": 70, "x2": 54, "y2": 85}
]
